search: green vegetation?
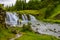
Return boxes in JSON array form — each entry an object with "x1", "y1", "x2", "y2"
[
  {"x1": 49, "y1": 5, "x2": 60, "y2": 19},
  {"x1": 16, "y1": 31, "x2": 58, "y2": 40},
  {"x1": 0, "y1": 25, "x2": 15, "y2": 40},
  {"x1": 0, "y1": 0, "x2": 60, "y2": 40},
  {"x1": 0, "y1": 4, "x2": 3, "y2": 7},
  {"x1": 0, "y1": 24, "x2": 23, "y2": 40},
  {"x1": 6, "y1": 0, "x2": 60, "y2": 23},
  {"x1": 18, "y1": 10, "x2": 39, "y2": 14},
  {"x1": 22, "y1": 23, "x2": 32, "y2": 32},
  {"x1": 0, "y1": 25, "x2": 59, "y2": 40},
  {"x1": 0, "y1": 4, "x2": 6, "y2": 10}
]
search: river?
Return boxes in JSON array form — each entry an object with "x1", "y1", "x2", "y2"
[{"x1": 5, "y1": 12, "x2": 60, "y2": 38}]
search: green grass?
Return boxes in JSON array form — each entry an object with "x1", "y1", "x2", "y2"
[
  {"x1": 15, "y1": 31, "x2": 59, "y2": 40},
  {"x1": 16, "y1": 8, "x2": 46, "y2": 20},
  {"x1": 16, "y1": 9, "x2": 60, "y2": 23},
  {"x1": 0, "y1": 24, "x2": 22, "y2": 40},
  {"x1": 17, "y1": 10, "x2": 40, "y2": 15},
  {"x1": 0, "y1": 24, "x2": 59, "y2": 40},
  {"x1": 49, "y1": 5, "x2": 60, "y2": 19},
  {"x1": 42, "y1": 19, "x2": 60, "y2": 23},
  {"x1": 0, "y1": 27, "x2": 15, "y2": 40},
  {"x1": 42, "y1": 5, "x2": 60, "y2": 23}
]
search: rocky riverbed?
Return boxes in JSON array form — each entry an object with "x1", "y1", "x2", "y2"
[{"x1": 31, "y1": 20, "x2": 60, "y2": 38}]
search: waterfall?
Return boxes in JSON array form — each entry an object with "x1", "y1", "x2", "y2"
[
  {"x1": 24, "y1": 14, "x2": 28, "y2": 21},
  {"x1": 21, "y1": 14, "x2": 28, "y2": 25},
  {"x1": 22, "y1": 15, "x2": 25, "y2": 21},
  {"x1": 5, "y1": 12, "x2": 20, "y2": 26},
  {"x1": 29, "y1": 14, "x2": 37, "y2": 21},
  {"x1": 5, "y1": 12, "x2": 60, "y2": 38},
  {"x1": 27, "y1": 14, "x2": 60, "y2": 38},
  {"x1": 31, "y1": 18, "x2": 60, "y2": 38},
  {"x1": 21, "y1": 14, "x2": 36, "y2": 25},
  {"x1": 5, "y1": 11, "x2": 38, "y2": 26}
]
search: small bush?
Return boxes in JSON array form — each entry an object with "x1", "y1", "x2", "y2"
[{"x1": 22, "y1": 22, "x2": 32, "y2": 32}]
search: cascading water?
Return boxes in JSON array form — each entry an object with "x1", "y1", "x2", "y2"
[
  {"x1": 24, "y1": 14, "x2": 28, "y2": 21},
  {"x1": 22, "y1": 15, "x2": 26, "y2": 21},
  {"x1": 5, "y1": 12, "x2": 60, "y2": 38},
  {"x1": 26, "y1": 14, "x2": 60, "y2": 38},
  {"x1": 30, "y1": 16, "x2": 60, "y2": 38},
  {"x1": 29, "y1": 14, "x2": 37, "y2": 21},
  {"x1": 1, "y1": 0, "x2": 60, "y2": 39},
  {"x1": 21, "y1": 14, "x2": 28, "y2": 25},
  {"x1": 5, "y1": 12, "x2": 29, "y2": 26},
  {"x1": 5, "y1": 12, "x2": 20, "y2": 26}
]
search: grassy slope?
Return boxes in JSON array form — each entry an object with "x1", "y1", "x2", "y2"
[
  {"x1": 17, "y1": 10, "x2": 40, "y2": 15},
  {"x1": 0, "y1": 4, "x2": 60, "y2": 40},
  {"x1": 0, "y1": 26, "x2": 15, "y2": 40},
  {"x1": 49, "y1": 5, "x2": 60, "y2": 19},
  {"x1": 0, "y1": 25, "x2": 59, "y2": 40},
  {"x1": 16, "y1": 31, "x2": 59, "y2": 40},
  {"x1": 43, "y1": 5, "x2": 60, "y2": 23},
  {"x1": 17, "y1": 7, "x2": 60, "y2": 23},
  {"x1": 17, "y1": 8, "x2": 46, "y2": 20},
  {"x1": 0, "y1": 29, "x2": 15, "y2": 40},
  {"x1": 0, "y1": 24, "x2": 22, "y2": 40}
]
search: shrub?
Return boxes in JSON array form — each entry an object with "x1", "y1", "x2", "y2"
[{"x1": 22, "y1": 22, "x2": 32, "y2": 32}]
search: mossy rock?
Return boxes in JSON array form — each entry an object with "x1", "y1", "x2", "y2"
[{"x1": 0, "y1": 6, "x2": 6, "y2": 28}]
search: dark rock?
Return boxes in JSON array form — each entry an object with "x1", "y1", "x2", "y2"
[
  {"x1": 11, "y1": 30, "x2": 19, "y2": 34},
  {"x1": 0, "y1": 7, "x2": 6, "y2": 28},
  {"x1": 33, "y1": 25, "x2": 36, "y2": 27},
  {"x1": 54, "y1": 28, "x2": 56, "y2": 30},
  {"x1": 58, "y1": 31, "x2": 60, "y2": 32},
  {"x1": 58, "y1": 36, "x2": 60, "y2": 38},
  {"x1": 37, "y1": 24, "x2": 40, "y2": 25}
]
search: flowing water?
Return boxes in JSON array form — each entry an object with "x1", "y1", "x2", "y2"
[
  {"x1": 22, "y1": 14, "x2": 28, "y2": 25},
  {"x1": 5, "y1": 12, "x2": 20, "y2": 26},
  {"x1": 5, "y1": 12, "x2": 60, "y2": 38},
  {"x1": 30, "y1": 15, "x2": 60, "y2": 38},
  {"x1": 1, "y1": 0, "x2": 60, "y2": 39}
]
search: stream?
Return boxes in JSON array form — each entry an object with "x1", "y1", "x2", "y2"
[
  {"x1": 0, "y1": 0, "x2": 60, "y2": 39},
  {"x1": 5, "y1": 12, "x2": 60, "y2": 39},
  {"x1": 31, "y1": 20, "x2": 60, "y2": 38},
  {"x1": 30, "y1": 14, "x2": 60, "y2": 38}
]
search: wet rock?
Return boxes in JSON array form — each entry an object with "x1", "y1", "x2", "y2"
[
  {"x1": 32, "y1": 25, "x2": 36, "y2": 27},
  {"x1": 58, "y1": 36, "x2": 60, "y2": 38},
  {"x1": 58, "y1": 31, "x2": 60, "y2": 32},
  {"x1": 37, "y1": 23, "x2": 40, "y2": 25},
  {"x1": 35, "y1": 28, "x2": 40, "y2": 34},
  {"x1": 27, "y1": 14, "x2": 30, "y2": 21},
  {"x1": 54, "y1": 28, "x2": 56, "y2": 31},
  {"x1": 49, "y1": 29, "x2": 53, "y2": 31}
]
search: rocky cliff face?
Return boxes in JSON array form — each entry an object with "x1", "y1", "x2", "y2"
[{"x1": 0, "y1": 7, "x2": 6, "y2": 27}]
